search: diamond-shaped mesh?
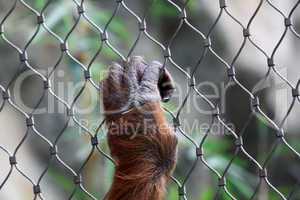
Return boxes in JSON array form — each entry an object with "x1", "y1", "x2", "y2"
[{"x1": 0, "y1": 0, "x2": 300, "y2": 199}]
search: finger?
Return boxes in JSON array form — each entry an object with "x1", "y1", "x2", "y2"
[
  {"x1": 102, "y1": 62, "x2": 128, "y2": 113},
  {"x1": 136, "y1": 61, "x2": 162, "y2": 103},
  {"x1": 102, "y1": 62, "x2": 124, "y2": 93},
  {"x1": 124, "y1": 56, "x2": 147, "y2": 89},
  {"x1": 140, "y1": 60, "x2": 162, "y2": 86},
  {"x1": 108, "y1": 62, "x2": 124, "y2": 83},
  {"x1": 158, "y1": 69, "x2": 175, "y2": 102}
]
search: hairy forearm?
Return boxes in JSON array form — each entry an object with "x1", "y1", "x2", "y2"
[
  {"x1": 106, "y1": 102, "x2": 177, "y2": 200},
  {"x1": 102, "y1": 56, "x2": 177, "y2": 200}
]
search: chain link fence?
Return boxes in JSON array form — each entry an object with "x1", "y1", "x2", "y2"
[{"x1": 0, "y1": 0, "x2": 300, "y2": 199}]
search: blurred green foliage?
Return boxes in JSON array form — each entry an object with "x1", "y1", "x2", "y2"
[
  {"x1": 34, "y1": 0, "x2": 46, "y2": 10},
  {"x1": 10, "y1": 0, "x2": 297, "y2": 199},
  {"x1": 150, "y1": 0, "x2": 178, "y2": 20}
]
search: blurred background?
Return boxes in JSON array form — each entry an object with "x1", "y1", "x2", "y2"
[{"x1": 0, "y1": 0, "x2": 300, "y2": 199}]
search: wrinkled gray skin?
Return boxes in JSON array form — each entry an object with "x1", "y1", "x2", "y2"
[{"x1": 102, "y1": 56, "x2": 175, "y2": 115}]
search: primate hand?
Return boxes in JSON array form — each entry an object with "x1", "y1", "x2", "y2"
[{"x1": 102, "y1": 56, "x2": 177, "y2": 200}]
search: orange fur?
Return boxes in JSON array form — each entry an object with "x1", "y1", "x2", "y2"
[{"x1": 102, "y1": 57, "x2": 177, "y2": 200}]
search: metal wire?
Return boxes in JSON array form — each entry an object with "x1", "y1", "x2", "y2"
[{"x1": 0, "y1": 0, "x2": 300, "y2": 199}]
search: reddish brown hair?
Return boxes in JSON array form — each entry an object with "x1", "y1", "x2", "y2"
[
  {"x1": 102, "y1": 56, "x2": 177, "y2": 200},
  {"x1": 105, "y1": 103, "x2": 177, "y2": 200}
]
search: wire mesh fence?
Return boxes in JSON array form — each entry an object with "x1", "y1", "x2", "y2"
[{"x1": 0, "y1": 0, "x2": 300, "y2": 199}]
